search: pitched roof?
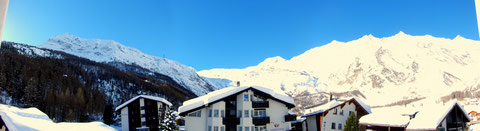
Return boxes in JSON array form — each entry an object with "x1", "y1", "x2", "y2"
[
  {"x1": 115, "y1": 95, "x2": 172, "y2": 111},
  {"x1": 302, "y1": 97, "x2": 371, "y2": 117},
  {"x1": 406, "y1": 101, "x2": 470, "y2": 130},
  {"x1": 0, "y1": 104, "x2": 115, "y2": 131},
  {"x1": 359, "y1": 107, "x2": 414, "y2": 127},
  {"x1": 178, "y1": 86, "x2": 295, "y2": 116}
]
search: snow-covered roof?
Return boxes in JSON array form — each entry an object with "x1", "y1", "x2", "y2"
[
  {"x1": 359, "y1": 107, "x2": 412, "y2": 127},
  {"x1": 178, "y1": 86, "x2": 295, "y2": 116},
  {"x1": 0, "y1": 104, "x2": 115, "y2": 131},
  {"x1": 406, "y1": 101, "x2": 470, "y2": 130},
  {"x1": 302, "y1": 97, "x2": 371, "y2": 117},
  {"x1": 115, "y1": 95, "x2": 173, "y2": 111}
]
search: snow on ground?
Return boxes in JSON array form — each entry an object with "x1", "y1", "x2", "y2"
[
  {"x1": 0, "y1": 104, "x2": 115, "y2": 131},
  {"x1": 470, "y1": 123, "x2": 480, "y2": 131}
]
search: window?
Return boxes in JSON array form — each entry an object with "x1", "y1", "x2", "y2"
[
  {"x1": 141, "y1": 114, "x2": 145, "y2": 117},
  {"x1": 238, "y1": 110, "x2": 242, "y2": 117},
  {"x1": 208, "y1": 126, "x2": 212, "y2": 131},
  {"x1": 244, "y1": 110, "x2": 249, "y2": 118},
  {"x1": 324, "y1": 121, "x2": 326, "y2": 128},
  {"x1": 252, "y1": 94, "x2": 267, "y2": 102},
  {"x1": 331, "y1": 123, "x2": 336, "y2": 129},
  {"x1": 253, "y1": 109, "x2": 266, "y2": 117},
  {"x1": 338, "y1": 123, "x2": 343, "y2": 130},
  {"x1": 141, "y1": 122, "x2": 146, "y2": 126},
  {"x1": 221, "y1": 110, "x2": 225, "y2": 118},
  {"x1": 197, "y1": 110, "x2": 201, "y2": 117},
  {"x1": 340, "y1": 110, "x2": 344, "y2": 116},
  {"x1": 349, "y1": 111, "x2": 354, "y2": 116},
  {"x1": 238, "y1": 126, "x2": 243, "y2": 131},
  {"x1": 221, "y1": 126, "x2": 225, "y2": 131},
  {"x1": 333, "y1": 109, "x2": 337, "y2": 115},
  {"x1": 208, "y1": 109, "x2": 212, "y2": 117},
  {"x1": 140, "y1": 106, "x2": 145, "y2": 110},
  {"x1": 245, "y1": 127, "x2": 249, "y2": 131},
  {"x1": 254, "y1": 126, "x2": 266, "y2": 131},
  {"x1": 244, "y1": 94, "x2": 249, "y2": 101},
  {"x1": 188, "y1": 110, "x2": 202, "y2": 117},
  {"x1": 214, "y1": 109, "x2": 219, "y2": 117},
  {"x1": 214, "y1": 126, "x2": 219, "y2": 131}
]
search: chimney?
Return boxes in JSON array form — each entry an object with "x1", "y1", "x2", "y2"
[
  {"x1": 236, "y1": 81, "x2": 240, "y2": 87},
  {"x1": 329, "y1": 93, "x2": 333, "y2": 102}
]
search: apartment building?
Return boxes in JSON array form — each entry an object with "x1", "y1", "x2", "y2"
[{"x1": 178, "y1": 86, "x2": 296, "y2": 131}]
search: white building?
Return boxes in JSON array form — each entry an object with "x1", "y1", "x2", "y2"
[
  {"x1": 359, "y1": 101, "x2": 470, "y2": 131},
  {"x1": 302, "y1": 97, "x2": 371, "y2": 131},
  {"x1": 115, "y1": 95, "x2": 173, "y2": 131},
  {"x1": 178, "y1": 86, "x2": 296, "y2": 131}
]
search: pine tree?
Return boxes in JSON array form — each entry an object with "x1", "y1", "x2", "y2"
[
  {"x1": 343, "y1": 113, "x2": 359, "y2": 131},
  {"x1": 160, "y1": 107, "x2": 177, "y2": 131},
  {"x1": 102, "y1": 103, "x2": 114, "y2": 125}
]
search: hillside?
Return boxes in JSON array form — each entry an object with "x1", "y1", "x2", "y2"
[
  {"x1": 198, "y1": 32, "x2": 480, "y2": 112},
  {"x1": 0, "y1": 41, "x2": 196, "y2": 122},
  {"x1": 40, "y1": 33, "x2": 217, "y2": 96}
]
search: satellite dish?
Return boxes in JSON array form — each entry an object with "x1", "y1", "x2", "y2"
[{"x1": 0, "y1": 0, "x2": 8, "y2": 47}]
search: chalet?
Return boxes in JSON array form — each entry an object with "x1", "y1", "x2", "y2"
[
  {"x1": 359, "y1": 107, "x2": 416, "y2": 131},
  {"x1": 302, "y1": 97, "x2": 371, "y2": 131},
  {"x1": 178, "y1": 86, "x2": 296, "y2": 131},
  {"x1": 359, "y1": 101, "x2": 470, "y2": 131},
  {"x1": 406, "y1": 101, "x2": 470, "y2": 131},
  {"x1": 115, "y1": 95, "x2": 173, "y2": 131}
]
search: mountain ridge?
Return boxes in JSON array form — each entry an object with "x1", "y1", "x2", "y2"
[
  {"x1": 198, "y1": 31, "x2": 480, "y2": 111},
  {"x1": 39, "y1": 33, "x2": 216, "y2": 96}
]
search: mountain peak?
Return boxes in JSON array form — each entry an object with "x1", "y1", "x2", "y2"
[
  {"x1": 50, "y1": 32, "x2": 78, "y2": 40},
  {"x1": 359, "y1": 34, "x2": 376, "y2": 40},
  {"x1": 396, "y1": 31, "x2": 406, "y2": 36},
  {"x1": 258, "y1": 56, "x2": 286, "y2": 67}
]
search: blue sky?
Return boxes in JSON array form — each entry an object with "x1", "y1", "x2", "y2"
[{"x1": 3, "y1": 0, "x2": 479, "y2": 70}]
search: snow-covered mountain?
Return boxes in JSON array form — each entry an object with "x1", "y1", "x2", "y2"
[
  {"x1": 198, "y1": 32, "x2": 480, "y2": 108},
  {"x1": 40, "y1": 33, "x2": 215, "y2": 96}
]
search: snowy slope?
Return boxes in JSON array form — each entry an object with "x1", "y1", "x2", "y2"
[
  {"x1": 39, "y1": 33, "x2": 215, "y2": 96},
  {"x1": 0, "y1": 104, "x2": 115, "y2": 131},
  {"x1": 198, "y1": 32, "x2": 480, "y2": 107}
]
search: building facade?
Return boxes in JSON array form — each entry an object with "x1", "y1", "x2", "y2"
[
  {"x1": 115, "y1": 95, "x2": 172, "y2": 131},
  {"x1": 303, "y1": 98, "x2": 371, "y2": 131},
  {"x1": 179, "y1": 86, "x2": 296, "y2": 131}
]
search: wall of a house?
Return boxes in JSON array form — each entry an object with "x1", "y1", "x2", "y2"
[{"x1": 121, "y1": 107, "x2": 129, "y2": 131}]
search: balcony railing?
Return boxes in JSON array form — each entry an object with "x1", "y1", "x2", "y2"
[
  {"x1": 252, "y1": 101, "x2": 269, "y2": 108},
  {"x1": 284, "y1": 114, "x2": 296, "y2": 122},
  {"x1": 252, "y1": 117, "x2": 270, "y2": 125},
  {"x1": 222, "y1": 117, "x2": 240, "y2": 125}
]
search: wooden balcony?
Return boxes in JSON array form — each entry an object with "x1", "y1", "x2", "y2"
[
  {"x1": 252, "y1": 101, "x2": 269, "y2": 108},
  {"x1": 222, "y1": 117, "x2": 240, "y2": 125},
  {"x1": 252, "y1": 117, "x2": 270, "y2": 125},
  {"x1": 284, "y1": 114, "x2": 296, "y2": 122}
]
